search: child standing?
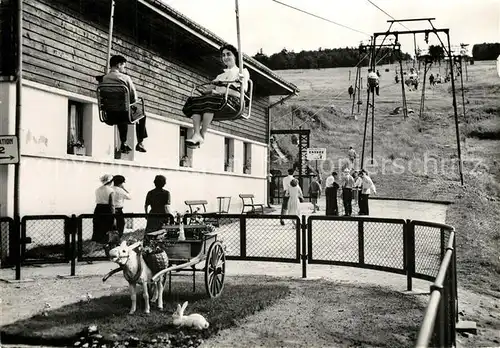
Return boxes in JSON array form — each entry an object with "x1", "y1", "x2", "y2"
[{"x1": 308, "y1": 175, "x2": 321, "y2": 213}]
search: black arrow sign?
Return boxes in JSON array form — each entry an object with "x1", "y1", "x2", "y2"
[{"x1": 0, "y1": 156, "x2": 15, "y2": 160}]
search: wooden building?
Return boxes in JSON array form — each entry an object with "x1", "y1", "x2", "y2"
[{"x1": 0, "y1": 0, "x2": 299, "y2": 216}]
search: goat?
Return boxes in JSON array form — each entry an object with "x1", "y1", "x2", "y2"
[{"x1": 108, "y1": 241, "x2": 165, "y2": 314}]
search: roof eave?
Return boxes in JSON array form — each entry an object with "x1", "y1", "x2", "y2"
[{"x1": 139, "y1": 0, "x2": 299, "y2": 95}]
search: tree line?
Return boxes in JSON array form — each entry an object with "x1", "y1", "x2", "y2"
[
  {"x1": 252, "y1": 47, "x2": 412, "y2": 70},
  {"x1": 472, "y1": 43, "x2": 500, "y2": 61}
]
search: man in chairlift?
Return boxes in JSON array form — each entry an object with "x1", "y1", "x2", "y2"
[
  {"x1": 182, "y1": 44, "x2": 250, "y2": 147},
  {"x1": 100, "y1": 55, "x2": 148, "y2": 153}
]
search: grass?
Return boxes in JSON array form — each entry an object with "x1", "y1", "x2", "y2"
[
  {"x1": 0, "y1": 280, "x2": 291, "y2": 347},
  {"x1": 271, "y1": 60, "x2": 500, "y2": 295}
]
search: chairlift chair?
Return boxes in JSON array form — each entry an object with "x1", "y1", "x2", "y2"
[
  {"x1": 188, "y1": 78, "x2": 254, "y2": 121},
  {"x1": 96, "y1": 82, "x2": 145, "y2": 126}
]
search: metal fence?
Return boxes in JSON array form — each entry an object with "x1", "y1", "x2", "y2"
[
  {"x1": 2, "y1": 212, "x2": 457, "y2": 347},
  {"x1": 0, "y1": 217, "x2": 13, "y2": 268},
  {"x1": 416, "y1": 230, "x2": 457, "y2": 348}
]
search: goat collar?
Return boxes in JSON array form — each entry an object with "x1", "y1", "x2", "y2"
[{"x1": 120, "y1": 250, "x2": 143, "y2": 284}]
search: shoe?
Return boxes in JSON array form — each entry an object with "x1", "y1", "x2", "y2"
[
  {"x1": 135, "y1": 143, "x2": 146, "y2": 152},
  {"x1": 186, "y1": 133, "x2": 204, "y2": 146},
  {"x1": 120, "y1": 143, "x2": 132, "y2": 153},
  {"x1": 280, "y1": 220, "x2": 285, "y2": 226},
  {"x1": 186, "y1": 134, "x2": 205, "y2": 147}
]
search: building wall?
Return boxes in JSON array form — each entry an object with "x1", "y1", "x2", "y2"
[
  {"x1": 22, "y1": 0, "x2": 270, "y2": 143},
  {"x1": 11, "y1": 82, "x2": 267, "y2": 216},
  {"x1": 0, "y1": 82, "x2": 16, "y2": 217}
]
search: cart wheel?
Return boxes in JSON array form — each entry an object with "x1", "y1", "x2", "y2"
[{"x1": 205, "y1": 241, "x2": 226, "y2": 298}]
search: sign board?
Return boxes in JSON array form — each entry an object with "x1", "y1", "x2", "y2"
[
  {"x1": 0, "y1": 135, "x2": 19, "y2": 165},
  {"x1": 306, "y1": 148, "x2": 327, "y2": 161}
]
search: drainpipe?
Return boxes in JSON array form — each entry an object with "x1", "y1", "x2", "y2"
[
  {"x1": 14, "y1": 0, "x2": 23, "y2": 280},
  {"x1": 266, "y1": 91, "x2": 298, "y2": 207}
]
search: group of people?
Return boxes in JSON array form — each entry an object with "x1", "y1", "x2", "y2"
[
  {"x1": 277, "y1": 164, "x2": 377, "y2": 222},
  {"x1": 323, "y1": 168, "x2": 376, "y2": 216},
  {"x1": 99, "y1": 44, "x2": 249, "y2": 151},
  {"x1": 91, "y1": 174, "x2": 172, "y2": 245}
]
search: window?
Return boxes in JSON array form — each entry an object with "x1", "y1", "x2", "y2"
[
  {"x1": 179, "y1": 127, "x2": 193, "y2": 167},
  {"x1": 243, "y1": 142, "x2": 252, "y2": 174},
  {"x1": 224, "y1": 137, "x2": 234, "y2": 172},
  {"x1": 67, "y1": 100, "x2": 92, "y2": 156}
]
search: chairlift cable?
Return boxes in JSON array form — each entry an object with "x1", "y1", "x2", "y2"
[
  {"x1": 272, "y1": 0, "x2": 371, "y2": 36},
  {"x1": 106, "y1": 0, "x2": 116, "y2": 72},
  {"x1": 235, "y1": 0, "x2": 245, "y2": 109},
  {"x1": 365, "y1": 0, "x2": 411, "y2": 31}
]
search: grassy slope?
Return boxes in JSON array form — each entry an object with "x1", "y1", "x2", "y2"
[{"x1": 271, "y1": 61, "x2": 500, "y2": 294}]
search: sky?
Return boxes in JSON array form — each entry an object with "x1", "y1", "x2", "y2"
[{"x1": 163, "y1": 0, "x2": 499, "y2": 57}]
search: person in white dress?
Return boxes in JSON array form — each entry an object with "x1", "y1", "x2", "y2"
[{"x1": 287, "y1": 179, "x2": 303, "y2": 217}]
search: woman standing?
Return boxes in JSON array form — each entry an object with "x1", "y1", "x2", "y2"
[
  {"x1": 144, "y1": 175, "x2": 172, "y2": 233},
  {"x1": 92, "y1": 174, "x2": 115, "y2": 244},
  {"x1": 287, "y1": 179, "x2": 303, "y2": 217},
  {"x1": 112, "y1": 175, "x2": 131, "y2": 238}
]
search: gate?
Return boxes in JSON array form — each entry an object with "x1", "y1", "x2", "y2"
[
  {"x1": 21, "y1": 215, "x2": 71, "y2": 265},
  {"x1": 307, "y1": 216, "x2": 407, "y2": 276}
]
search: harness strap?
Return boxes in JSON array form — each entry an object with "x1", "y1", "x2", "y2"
[{"x1": 130, "y1": 250, "x2": 143, "y2": 284}]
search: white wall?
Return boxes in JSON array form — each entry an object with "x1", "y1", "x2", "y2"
[
  {"x1": 0, "y1": 82, "x2": 16, "y2": 217},
  {"x1": 4, "y1": 82, "x2": 268, "y2": 216}
]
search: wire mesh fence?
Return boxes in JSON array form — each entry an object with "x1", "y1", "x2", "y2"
[
  {"x1": 244, "y1": 215, "x2": 300, "y2": 261},
  {"x1": 8, "y1": 213, "x2": 454, "y2": 288},
  {"x1": 190, "y1": 214, "x2": 300, "y2": 262},
  {"x1": 307, "y1": 217, "x2": 406, "y2": 272},
  {"x1": 363, "y1": 221, "x2": 405, "y2": 270},
  {"x1": 308, "y1": 218, "x2": 359, "y2": 263},
  {"x1": 21, "y1": 216, "x2": 69, "y2": 264},
  {"x1": 413, "y1": 221, "x2": 451, "y2": 278},
  {"x1": 77, "y1": 213, "x2": 174, "y2": 261},
  {"x1": 0, "y1": 217, "x2": 13, "y2": 268}
]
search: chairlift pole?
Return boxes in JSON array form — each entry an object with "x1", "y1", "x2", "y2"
[
  {"x1": 106, "y1": 0, "x2": 116, "y2": 72},
  {"x1": 235, "y1": 0, "x2": 245, "y2": 109},
  {"x1": 14, "y1": 0, "x2": 23, "y2": 280},
  {"x1": 447, "y1": 35, "x2": 465, "y2": 185}
]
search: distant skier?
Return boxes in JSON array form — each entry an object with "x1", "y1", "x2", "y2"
[{"x1": 348, "y1": 85, "x2": 354, "y2": 99}]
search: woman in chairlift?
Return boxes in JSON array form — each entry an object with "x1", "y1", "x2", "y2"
[{"x1": 182, "y1": 44, "x2": 250, "y2": 147}]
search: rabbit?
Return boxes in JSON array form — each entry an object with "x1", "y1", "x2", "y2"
[{"x1": 172, "y1": 301, "x2": 210, "y2": 330}]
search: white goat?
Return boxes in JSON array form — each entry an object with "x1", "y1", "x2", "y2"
[{"x1": 108, "y1": 241, "x2": 165, "y2": 314}]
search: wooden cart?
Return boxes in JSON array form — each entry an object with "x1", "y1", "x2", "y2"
[{"x1": 147, "y1": 223, "x2": 226, "y2": 298}]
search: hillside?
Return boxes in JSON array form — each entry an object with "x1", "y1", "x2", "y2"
[{"x1": 270, "y1": 61, "x2": 500, "y2": 298}]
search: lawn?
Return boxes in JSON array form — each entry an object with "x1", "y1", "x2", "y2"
[{"x1": 0, "y1": 279, "x2": 290, "y2": 347}]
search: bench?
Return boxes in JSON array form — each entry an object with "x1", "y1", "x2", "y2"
[
  {"x1": 239, "y1": 194, "x2": 264, "y2": 214},
  {"x1": 184, "y1": 200, "x2": 221, "y2": 227}
]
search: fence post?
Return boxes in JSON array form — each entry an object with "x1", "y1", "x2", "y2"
[
  {"x1": 357, "y1": 220, "x2": 364, "y2": 265},
  {"x1": 301, "y1": 215, "x2": 307, "y2": 279},
  {"x1": 406, "y1": 220, "x2": 415, "y2": 291},
  {"x1": 14, "y1": 215, "x2": 21, "y2": 280},
  {"x1": 431, "y1": 283, "x2": 445, "y2": 347},
  {"x1": 70, "y1": 214, "x2": 77, "y2": 277},
  {"x1": 239, "y1": 215, "x2": 246, "y2": 258}
]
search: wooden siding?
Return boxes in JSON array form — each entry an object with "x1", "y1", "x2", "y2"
[{"x1": 22, "y1": 0, "x2": 270, "y2": 143}]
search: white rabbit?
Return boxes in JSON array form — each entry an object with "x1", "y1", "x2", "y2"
[{"x1": 172, "y1": 301, "x2": 210, "y2": 330}]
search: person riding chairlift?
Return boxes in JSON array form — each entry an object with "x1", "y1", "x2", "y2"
[
  {"x1": 182, "y1": 44, "x2": 250, "y2": 147},
  {"x1": 367, "y1": 69, "x2": 380, "y2": 96}
]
